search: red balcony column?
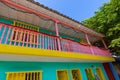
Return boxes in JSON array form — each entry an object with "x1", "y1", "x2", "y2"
[
  {"x1": 101, "y1": 39, "x2": 108, "y2": 49},
  {"x1": 55, "y1": 21, "x2": 61, "y2": 51},
  {"x1": 85, "y1": 33, "x2": 95, "y2": 55}
]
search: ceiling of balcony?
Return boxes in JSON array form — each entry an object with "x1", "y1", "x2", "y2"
[{"x1": 0, "y1": 1, "x2": 100, "y2": 42}]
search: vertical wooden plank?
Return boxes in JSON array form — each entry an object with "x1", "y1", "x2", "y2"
[
  {"x1": 34, "y1": 34, "x2": 36, "y2": 48},
  {"x1": 38, "y1": 34, "x2": 40, "y2": 48},
  {"x1": 18, "y1": 30, "x2": 23, "y2": 46},
  {"x1": 41, "y1": 34, "x2": 44, "y2": 49},
  {"x1": 50, "y1": 37, "x2": 53, "y2": 50},
  {"x1": 50, "y1": 37, "x2": 52, "y2": 50},
  {"x1": 13, "y1": 20, "x2": 16, "y2": 26},
  {"x1": 6, "y1": 73, "x2": 9, "y2": 80},
  {"x1": 37, "y1": 34, "x2": 39, "y2": 48},
  {"x1": 0, "y1": 26, "x2": 6, "y2": 43},
  {"x1": 16, "y1": 73, "x2": 18, "y2": 80},
  {"x1": 27, "y1": 73, "x2": 29, "y2": 80},
  {"x1": 23, "y1": 73, "x2": 26, "y2": 80},
  {"x1": 49, "y1": 37, "x2": 51, "y2": 50},
  {"x1": 34, "y1": 72, "x2": 35, "y2": 80},
  {"x1": 20, "y1": 73, "x2": 22, "y2": 80},
  {"x1": 5, "y1": 27, "x2": 11, "y2": 44},
  {"x1": 46, "y1": 36, "x2": 48, "y2": 49},
  {"x1": 43, "y1": 35, "x2": 45, "y2": 49},
  {"x1": 40, "y1": 72, "x2": 42, "y2": 80},
  {"x1": 48, "y1": 36, "x2": 50, "y2": 50},
  {"x1": 35, "y1": 72, "x2": 37, "y2": 80},
  {"x1": 26, "y1": 32, "x2": 29, "y2": 47},
  {"x1": 14, "y1": 30, "x2": 19, "y2": 46},
  {"x1": 38, "y1": 72, "x2": 40, "y2": 80},
  {"x1": 54, "y1": 38, "x2": 57, "y2": 50},
  {"x1": 22, "y1": 31, "x2": 26, "y2": 47},
  {"x1": 30, "y1": 33, "x2": 33, "y2": 48},
  {"x1": 52, "y1": 38, "x2": 54, "y2": 50},
  {"x1": 9, "y1": 28, "x2": 15, "y2": 45},
  {"x1": 30, "y1": 72, "x2": 32, "y2": 80},
  {"x1": 11, "y1": 73, "x2": 15, "y2": 80}
]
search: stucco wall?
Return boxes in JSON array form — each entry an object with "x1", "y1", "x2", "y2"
[{"x1": 0, "y1": 61, "x2": 108, "y2": 80}]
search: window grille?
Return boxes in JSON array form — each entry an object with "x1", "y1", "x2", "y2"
[
  {"x1": 57, "y1": 70, "x2": 69, "y2": 80},
  {"x1": 6, "y1": 71, "x2": 42, "y2": 80},
  {"x1": 13, "y1": 20, "x2": 39, "y2": 32},
  {"x1": 71, "y1": 69, "x2": 82, "y2": 80}
]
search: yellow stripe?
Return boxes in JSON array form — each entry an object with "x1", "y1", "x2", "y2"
[{"x1": 0, "y1": 44, "x2": 115, "y2": 61}]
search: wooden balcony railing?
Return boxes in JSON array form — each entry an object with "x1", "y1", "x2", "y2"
[{"x1": 0, "y1": 23, "x2": 111, "y2": 57}]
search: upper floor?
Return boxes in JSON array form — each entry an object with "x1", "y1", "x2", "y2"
[{"x1": 0, "y1": 0, "x2": 114, "y2": 62}]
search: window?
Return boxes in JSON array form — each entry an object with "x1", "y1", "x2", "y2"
[
  {"x1": 57, "y1": 70, "x2": 69, "y2": 80},
  {"x1": 71, "y1": 69, "x2": 82, "y2": 80},
  {"x1": 96, "y1": 68, "x2": 105, "y2": 80},
  {"x1": 13, "y1": 20, "x2": 39, "y2": 32},
  {"x1": 6, "y1": 71, "x2": 42, "y2": 80},
  {"x1": 85, "y1": 68, "x2": 95, "y2": 80}
]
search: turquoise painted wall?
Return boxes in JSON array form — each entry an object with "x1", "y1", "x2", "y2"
[{"x1": 0, "y1": 61, "x2": 108, "y2": 80}]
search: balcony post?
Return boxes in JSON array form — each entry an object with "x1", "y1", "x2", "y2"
[
  {"x1": 85, "y1": 33, "x2": 95, "y2": 55},
  {"x1": 101, "y1": 39, "x2": 108, "y2": 49},
  {"x1": 55, "y1": 21, "x2": 61, "y2": 51}
]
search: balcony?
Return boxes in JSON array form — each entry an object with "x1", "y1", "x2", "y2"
[{"x1": 0, "y1": 23, "x2": 114, "y2": 62}]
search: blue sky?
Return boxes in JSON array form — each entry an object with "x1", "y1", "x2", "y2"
[{"x1": 35, "y1": 0, "x2": 109, "y2": 21}]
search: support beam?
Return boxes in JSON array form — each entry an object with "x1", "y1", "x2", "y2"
[
  {"x1": 102, "y1": 39, "x2": 108, "y2": 49},
  {"x1": 85, "y1": 33, "x2": 95, "y2": 55},
  {"x1": 55, "y1": 21, "x2": 61, "y2": 51}
]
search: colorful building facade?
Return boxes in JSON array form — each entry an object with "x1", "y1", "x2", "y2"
[{"x1": 0, "y1": 0, "x2": 119, "y2": 80}]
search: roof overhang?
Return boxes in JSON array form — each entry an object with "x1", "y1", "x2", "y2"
[{"x1": 0, "y1": 0, "x2": 104, "y2": 42}]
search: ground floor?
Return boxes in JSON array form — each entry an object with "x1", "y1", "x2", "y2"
[{"x1": 0, "y1": 61, "x2": 114, "y2": 80}]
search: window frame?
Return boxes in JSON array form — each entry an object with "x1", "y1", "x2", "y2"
[
  {"x1": 56, "y1": 70, "x2": 69, "y2": 80},
  {"x1": 71, "y1": 69, "x2": 82, "y2": 80},
  {"x1": 5, "y1": 71, "x2": 42, "y2": 80}
]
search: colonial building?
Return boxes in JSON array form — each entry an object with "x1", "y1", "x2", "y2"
[{"x1": 0, "y1": 0, "x2": 118, "y2": 80}]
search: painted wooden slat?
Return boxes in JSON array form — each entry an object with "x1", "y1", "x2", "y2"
[
  {"x1": 26, "y1": 73, "x2": 29, "y2": 80},
  {"x1": 14, "y1": 30, "x2": 19, "y2": 46},
  {"x1": 52, "y1": 38, "x2": 54, "y2": 50},
  {"x1": 6, "y1": 73, "x2": 9, "y2": 80},
  {"x1": 5, "y1": 27, "x2": 11, "y2": 44},
  {"x1": 9, "y1": 28, "x2": 15, "y2": 45},
  {"x1": 34, "y1": 72, "x2": 36, "y2": 80},
  {"x1": 22, "y1": 31, "x2": 26, "y2": 47},
  {"x1": 49, "y1": 37, "x2": 52, "y2": 50},
  {"x1": 42, "y1": 35, "x2": 44, "y2": 49},
  {"x1": 48, "y1": 37, "x2": 51, "y2": 50},
  {"x1": 34, "y1": 34, "x2": 36, "y2": 48},
  {"x1": 26, "y1": 32, "x2": 29, "y2": 47},
  {"x1": 37, "y1": 34, "x2": 39, "y2": 48},
  {"x1": 30, "y1": 33, "x2": 32, "y2": 48},
  {"x1": 0, "y1": 25, "x2": 6, "y2": 43},
  {"x1": 18, "y1": 30, "x2": 23, "y2": 46},
  {"x1": 54, "y1": 38, "x2": 57, "y2": 50}
]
